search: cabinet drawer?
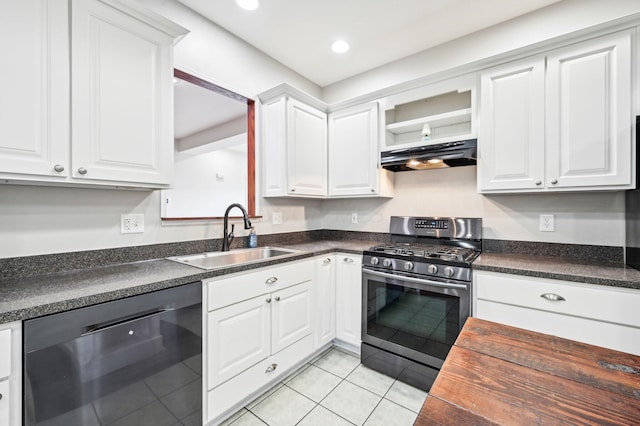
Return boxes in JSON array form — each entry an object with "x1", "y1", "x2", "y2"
[
  {"x1": 475, "y1": 271, "x2": 640, "y2": 327},
  {"x1": 0, "y1": 329, "x2": 10, "y2": 380},
  {"x1": 206, "y1": 334, "x2": 314, "y2": 424},
  {"x1": 207, "y1": 260, "x2": 313, "y2": 311},
  {"x1": 476, "y1": 300, "x2": 640, "y2": 355}
]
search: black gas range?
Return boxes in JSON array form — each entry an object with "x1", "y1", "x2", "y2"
[{"x1": 361, "y1": 216, "x2": 482, "y2": 392}]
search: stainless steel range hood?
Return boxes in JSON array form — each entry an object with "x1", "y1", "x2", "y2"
[{"x1": 380, "y1": 139, "x2": 477, "y2": 172}]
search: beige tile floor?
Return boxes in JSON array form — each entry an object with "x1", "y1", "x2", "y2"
[{"x1": 220, "y1": 347, "x2": 428, "y2": 426}]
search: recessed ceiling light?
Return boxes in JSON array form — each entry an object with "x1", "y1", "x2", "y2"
[
  {"x1": 236, "y1": 0, "x2": 259, "y2": 11},
  {"x1": 331, "y1": 40, "x2": 350, "y2": 54}
]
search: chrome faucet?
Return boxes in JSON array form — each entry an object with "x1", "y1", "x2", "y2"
[{"x1": 222, "y1": 203, "x2": 252, "y2": 251}]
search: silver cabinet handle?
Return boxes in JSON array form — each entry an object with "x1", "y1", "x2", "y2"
[
  {"x1": 550, "y1": 179, "x2": 558, "y2": 185},
  {"x1": 540, "y1": 293, "x2": 565, "y2": 302},
  {"x1": 266, "y1": 297, "x2": 271, "y2": 303},
  {"x1": 265, "y1": 363, "x2": 278, "y2": 373},
  {"x1": 53, "y1": 164, "x2": 65, "y2": 172},
  {"x1": 77, "y1": 167, "x2": 88, "y2": 175},
  {"x1": 0, "y1": 392, "x2": 2, "y2": 400},
  {"x1": 290, "y1": 188, "x2": 296, "y2": 192},
  {"x1": 370, "y1": 188, "x2": 375, "y2": 192},
  {"x1": 275, "y1": 296, "x2": 280, "y2": 301},
  {"x1": 265, "y1": 277, "x2": 278, "y2": 284},
  {"x1": 343, "y1": 257, "x2": 354, "y2": 263},
  {"x1": 535, "y1": 180, "x2": 542, "y2": 186},
  {"x1": 323, "y1": 258, "x2": 331, "y2": 264}
]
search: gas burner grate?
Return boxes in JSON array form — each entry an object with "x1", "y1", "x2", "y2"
[{"x1": 369, "y1": 243, "x2": 476, "y2": 263}]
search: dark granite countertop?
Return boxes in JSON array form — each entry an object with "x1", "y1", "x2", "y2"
[
  {"x1": 3, "y1": 237, "x2": 640, "y2": 325},
  {"x1": 474, "y1": 252, "x2": 640, "y2": 290},
  {"x1": 0, "y1": 240, "x2": 373, "y2": 324}
]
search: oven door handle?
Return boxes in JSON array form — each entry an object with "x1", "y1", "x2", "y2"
[{"x1": 363, "y1": 269, "x2": 469, "y2": 290}]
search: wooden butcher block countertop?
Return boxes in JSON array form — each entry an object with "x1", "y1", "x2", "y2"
[{"x1": 416, "y1": 317, "x2": 640, "y2": 425}]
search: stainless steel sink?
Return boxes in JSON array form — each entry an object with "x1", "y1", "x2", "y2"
[{"x1": 167, "y1": 247, "x2": 300, "y2": 270}]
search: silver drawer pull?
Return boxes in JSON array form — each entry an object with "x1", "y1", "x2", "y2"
[
  {"x1": 0, "y1": 393, "x2": 2, "y2": 400},
  {"x1": 275, "y1": 296, "x2": 280, "y2": 301},
  {"x1": 323, "y1": 258, "x2": 331, "y2": 264},
  {"x1": 77, "y1": 167, "x2": 88, "y2": 175},
  {"x1": 266, "y1": 297, "x2": 271, "y2": 303},
  {"x1": 53, "y1": 164, "x2": 65, "y2": 173},
  {"x1": 265, "y1": 277, "x2": 278, "y2": 284},
  {"x1": 265, "y1": 363, "x2": 278, "y2": 373},
  {"x1": 540, "y1": 293, "x2": 565, "y2": 302},
  {"x1": 343, "y1": 257, "x2": 354, "y2": 263}
]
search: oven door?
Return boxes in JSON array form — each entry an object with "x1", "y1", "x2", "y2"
[{"x1": 362, "y1": 268, "x2": 470, "y2": 369}]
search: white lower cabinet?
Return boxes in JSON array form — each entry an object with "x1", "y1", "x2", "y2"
[
  {"x1": 0, "y1": 322, "x2": 21, "y2": 426},
  {"x1": 203, "y1": 260, "x2": 315, "y2": 424},
  {"x1": 474, "y1": 270, "x2": 640, "y2": 355},
  {"x1": 314, "y1": 255, "x2": 336, "y2": 350},
  {"x1": 335, "y1": 254, "x2": 363, "y2": 350}
]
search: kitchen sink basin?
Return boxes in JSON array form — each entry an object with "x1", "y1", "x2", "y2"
[{"x1": 166, "y1": 247, "x2": 300, "y2": 270}]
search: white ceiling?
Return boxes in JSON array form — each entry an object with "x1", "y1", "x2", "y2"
[
  {"x1": 174, "y1": 76, "x2": 247, "y2": 141},
  {"x1": 178, "y1": 0, "x2": 562, "y2": 87}
]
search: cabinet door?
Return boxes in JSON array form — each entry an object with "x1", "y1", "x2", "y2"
[
  {"x1": 0, "y1": 0, "x2": 69, "y2": 179},
  {"x1": 261, "y1": 96, "x2": 288, "y2": 197},
  {"x1": 314, "y1": 256, "x2": 336, "y2": 349},
  {"x1": 328, "y1": 102, "x2": 379, "y2": 196},
  {"x1": 71, "y1": 0, "x2": 176, "y2": 185},
  {"x1": 335, "y1": 254, "x2": 362, "y2": 348},
  {"x1": 271, "y1": 281, "x2": 313, "y2": 353},
  {"x1": 546, "y1": 30, "x2": 633, "y2": 189},
  {"x1": 0, "y1": 329, "x2": 10, "y2": 380},
  {"x1": 0, "y1": 380, "x2": 9, "y2": 426},
  {"x1": 207, "y1": 295, "x2": 271, "y2": 389},
  {"x1": 478, "y1": 56, "x2": 545, "y2": 191},
  {"x1": 287, "y1": 98, "x2": 327, "y2": 196}
]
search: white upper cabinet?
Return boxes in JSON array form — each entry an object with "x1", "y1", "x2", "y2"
[
  {"x1": 380, "y1": 74, "x2": 477, "y2": 152},
  {"x1": 478, "y1": 57, "x2": 545, "y2": 191},
  {"x1": 0, "y1": 0, "x2": 69, "y2": 180},
  {"x1": 287, "y1": 98, "x2": 328, "y2": 196},
  {"x1": 260, "y1": 85, "x2": 394, "y2": 199},
  {"x1": 71, "y1": 0, "x2": 182, "y2": 186},
  {"x1": 261, "y1": 91, "x2": 328, "y2": 198},
  {"x1": 328, "y1": 102, "x2": 393, "y2": 197},
  {"x1": 0, "y1": 0, "x2": 186, "y2": 188},
  {"x1": 545, "y1": 30, "x2": 633, "y2": 189},
  {"x1": 479, "y1": 29, "x2": 634, "y2": 193}
]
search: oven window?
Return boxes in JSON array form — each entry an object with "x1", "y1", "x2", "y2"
[{"x1": 366, "y1": 278, "x2": 461, "y2": 360}]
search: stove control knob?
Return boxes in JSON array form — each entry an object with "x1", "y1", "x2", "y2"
[
  {"x1": 370, "y1": 257, "x2": 379, "y2": 266},
  {"x1": 382, "y1": 259, "x2": 392, "y2": 267},
  {"x1": 404, "y1": 261, "x2": 414, "y2": 271},
  {"x1": 444, "y1": 266, "x2": 455, "y2": 278},
  {"x1": 427, "y1": 264, "x2": 438, "y2": 274}
]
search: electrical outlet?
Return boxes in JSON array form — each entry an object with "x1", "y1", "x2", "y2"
[
  {"x1": 272, "y1": 212, "x2": 283, "y2": 225},
  {"x1": 539, "y1": 214, "x2": 555, "y2": 232},
  {"x1": 351, "y1": 213, "x2": 358, "y2": 224},
  {"x1": 121, "y1": 214, "x2": 144, "y2": 234}
]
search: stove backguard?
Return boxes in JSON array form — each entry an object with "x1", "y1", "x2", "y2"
[{"x1": 389, "y1": 216, "x2": 482, "y2": 251}]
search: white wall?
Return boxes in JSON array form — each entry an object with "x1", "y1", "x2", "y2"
[
  {"x1": 322, "y1": 167, "x2": 625, "y2": 247},
  {"x1": 162, "y1": 134, "x2": 248, "y2": 218},
  {"x1": 135, "y1": 0, "x2": 321, "y2": 99}
]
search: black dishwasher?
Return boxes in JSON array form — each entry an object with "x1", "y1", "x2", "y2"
[{"x1": 23, "y1": 282, "x2": 202, "y2": 426}]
